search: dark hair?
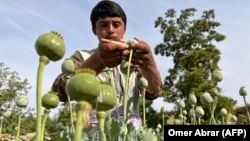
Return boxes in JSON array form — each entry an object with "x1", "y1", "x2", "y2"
[{"x1": 90, "y1": 0, "x2": 127, "y2": 29}]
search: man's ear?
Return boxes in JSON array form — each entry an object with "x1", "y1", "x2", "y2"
[{"x1": 92, "y1": 28, "x2": 96, "y2": 35}]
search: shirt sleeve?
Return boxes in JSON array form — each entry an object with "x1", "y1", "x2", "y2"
[{"x1": 50, "y1": 50, "x2": 84, "y2": 102}]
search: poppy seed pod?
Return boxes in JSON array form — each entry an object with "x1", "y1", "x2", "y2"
[
  {"x1": 61, "y1": 58, "x2": 75, "y2": 75},
  {"x1": 178, "y1": 114, "x2": 184, "y2": 119},
  {"x1": 177, "y1": 99, "x2": 185, "y2": 109},
  {"x1": 188, "y1": 93, "x2": 197, "y2": 106},
  {"x1": 35, "y1": 31, "x2": 65, "y2": 61},
  {"x1": 200, "y1": 92, "x2": 213, "y2": 105},
  {"x1": 239, "y1": 86, "x2": 248, "y2": 97},
  {"x1": 66, "y1": 68, "x2": 100, "y2": 102},
  {"x1": 195, "y1": 106, "x2": 205, "y2": 117},
  {"x1": 96, "y1": 82, "x2": 117, "y2": 112},
  {"x1": 42, "y1": 91, "x2": 59, "y2": 109},
  {"x1": 160, "y1": 106, "x2": 167, "y2": 114},
  {"x1": 139, "y1": 77, "x2": 148, "y2": 89},
  {"x1": 120, "y1": 60, "x2": 134, "y2": 74},
  {"x1": 16, "y1": 94, "x2": 29, "y2": 108},
  {"x1": 210, "y1": 87, "x2": 220, "y2": 96},
  {"x1": 157, "y1": 123, "x2": 162, "y2": 129},
  {"x1": 231, "y1": 115, "x2": 237, "y2": 122},
  {"x1": 220, "y1": 108, "x2": 228, "y2": 116},
  {"x1": 3, "y1": 110, "x2": 12, "y2": 118},
  {"x1": 212, "y1": 69, "x2": 223, "y2": 82},
  {"x1": 127, "y1": 38, "x2": 138, "y2": 47},
  {"x1": 55, "y1": 122, "x2": 65, "y2": 131},
  {"x1": 182, "y1": 109, "x2": 187, "y2": 116}
]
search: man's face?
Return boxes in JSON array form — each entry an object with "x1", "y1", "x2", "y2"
[{"x1": 93, "y1": 17, "x2": 126, "y2": 41}]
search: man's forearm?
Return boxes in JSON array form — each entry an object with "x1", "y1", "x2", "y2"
[{"x1": 141, "y1": 59, "x2": 163, "y2": 96}]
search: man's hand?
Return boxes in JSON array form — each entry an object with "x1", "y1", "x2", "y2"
[
  {"x1": 121, "y1": 38, "x2": 153, "y2": 68},
  {"x1": 97, "y1": 39, "x2": 127, "y2": 68}
]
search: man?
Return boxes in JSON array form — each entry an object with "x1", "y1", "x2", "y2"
[{"x1": 51, "y1": 0, "x2": 162, "y2": 129}]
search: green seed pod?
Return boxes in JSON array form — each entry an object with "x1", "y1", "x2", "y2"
[
  {"x1": 35, "y1": 30, "x2": 65, "y2": 61},
  {"x1": 119, "y1": 38, "x2": 138, "y2": 74},
  {"x1": 210, "y1": 87, "x2": 220, "y2": 96},
  {"x1": 217, "y1": 120, "x2": 223, "y2": 125},
  {"x1": 220, "y1": 108, "x2": 228, "y2": 116},
  {"x1": 160, "y1": 106, "x2": 167, "y2": 114},
  {"x1": 55, "y1": 122, "x2": 65, "y2": 131},
  {"x1": 239, "y1": 86, "x2": 248, "y2": 97},
  {"x1": 61, "y1": 58, "x2": 75, "y2": 75},
  {"x1": 200, "y1": 92, "x2": 213, "y2": 105},
  {"x1": 157, "y1": 123, "x2": 162, "y2": 129},
  {"x1": 139, "y1": 77, "x2": 148, "y2": 89},
  {"x1": 127, "y1": 38, "x2": 138, "y2": 47},
  {"x1": 231, "y1": 115, "x2": 237, "y2": 122},
  {"x1": 3, "y1": 110, "x2": 12, "y2": 118},
  {"x1": 178, "y1": 114, "x2": 184, "y2": 119},
  {"x1": 42, "y1": 91, "x2": 59, "y2": 109},
  {"x1": 188, "y1": 109, "x2": 195, "y2": 118},
  {"x1": 120, "y1": 60, "x2": 134, "y2": 74},
  {"x1": 177, "y1": 99, "x2": 185, "y2": 109},
  {"x1": 195, "y1": 106, "x2": 205, "y2": 117},
  {"x1": 66, "y1": 68, "x2": 100, "y2": 102},
  {"x1": 188, "y1": 92, "x2": 197, "y2": 106},
  {"x1": 96, "y1": 82, "x2": 117, "y2": 111},
  {"x1": 212, "y1": 69, "x2": 223, "y2": 82},
  {"x1": 155, "y1": 128, "x2": 160, "y2": 133},
  {"x1": 16, "y1": 94, "x2": 29, "y2": 108},
  {"x1": 182, "y1": 109, "x2": 187, "y2": 116}
]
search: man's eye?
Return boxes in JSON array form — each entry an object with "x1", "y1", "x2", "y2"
[
  {"x1": 100, "y1": 23, "x2": 108, "y2": 27},
  {"x1": 113, "y1": 22, "x2": 121, "y2": 28}
]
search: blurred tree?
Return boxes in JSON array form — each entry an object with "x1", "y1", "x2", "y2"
[
  {"x1": 154, "y1": 8, "x2": 236, "y2": 121},
  {"x1": 0, "y1": 62, "x2": 57, "y2": 139},
  {"x1": 0, "y1": 62, "x2": 31, "y2": 110}
]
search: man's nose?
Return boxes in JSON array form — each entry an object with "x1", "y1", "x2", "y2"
[{"x1": 107, "y1": 24, "x2": 115, "y2": 32}]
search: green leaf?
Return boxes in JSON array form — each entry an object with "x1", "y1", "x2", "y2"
[
  {"x1": 105, "y1": 117, "x2": 122, "y2": 140},
  {"x1": 139, "y1": 128, "x2": 158, "y2": 141}
]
